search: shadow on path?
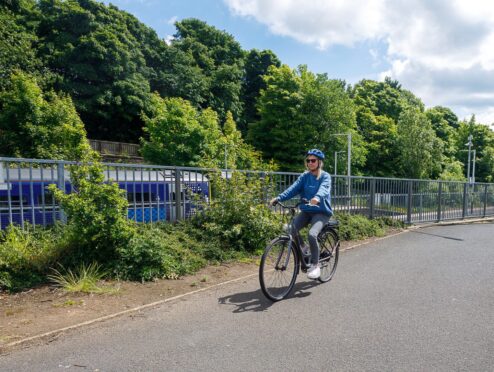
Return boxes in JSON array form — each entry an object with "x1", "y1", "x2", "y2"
[
  {"x1": 218, "y1": 280, "x2": 320, "y2": 313},
  {"x1": 411, "y1": 230, "x2": 464, "y2": 241}
]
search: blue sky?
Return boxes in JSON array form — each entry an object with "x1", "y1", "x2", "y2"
[{"x1": 103, "y1": 0, "x2": 494, "y2": 127}]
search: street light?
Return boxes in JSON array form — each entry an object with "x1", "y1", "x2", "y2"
[
  {"x1": 472, "y1": 149, "x2": 476, "y2": 184},
  {"x1": 330, "y1": 132, "x2": 352, "y2": 210},
  {"x1": 330, "y1": 133, "x2": 352, "y2": 180},
  {"x1": 333, "y1": 151, "x2": 345, "y2": 176},
  {"x1": 465, "y1": 135, "x2": 473, "y2": 183}
]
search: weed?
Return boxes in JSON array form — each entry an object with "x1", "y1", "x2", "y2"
[{"x1": 48, "y1": 262, "x2": 107, "y2": 293}]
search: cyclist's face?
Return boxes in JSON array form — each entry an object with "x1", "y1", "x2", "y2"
[{"x1": 306, "y1": 156, "x2": 319, "y2": 170}]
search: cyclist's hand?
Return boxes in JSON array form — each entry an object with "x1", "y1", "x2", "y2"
[
  {"x1": 309, "y1": 197, "x2": 319, "y2": 206},
  {"x1": 269, "y1": 197, "x2": 278, "y2": 206}
]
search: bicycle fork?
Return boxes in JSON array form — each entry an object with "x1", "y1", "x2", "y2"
[{"x1": 274, "y1": 238, "x2": 294, "y2": 271}]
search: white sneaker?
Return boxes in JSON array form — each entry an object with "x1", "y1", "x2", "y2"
[{"x1": 307, "y1": 265, "x2": 320, "y2": 279}]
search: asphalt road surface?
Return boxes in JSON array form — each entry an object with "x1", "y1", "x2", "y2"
[{"x1": 1, "y1": 223, "x2": 493, "y2": 371}]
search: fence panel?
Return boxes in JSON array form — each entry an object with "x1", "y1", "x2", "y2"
[{"x1": 1, "y1": 156, "x2": 494, "y2": 230}]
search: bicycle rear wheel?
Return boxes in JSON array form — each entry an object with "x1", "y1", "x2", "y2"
[
  {"x1": 317, "y1": 228, "x2": 339, "y2": 283},
  {"x1": 259, "y1": 237, "x2": 298, "y2": 301}
]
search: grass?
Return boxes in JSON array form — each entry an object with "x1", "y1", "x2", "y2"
[{"x1": 47, "y1": 262, "x2": 113, "y2": 294}]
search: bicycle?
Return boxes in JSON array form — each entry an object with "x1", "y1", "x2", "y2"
[{"x1": 259, "y1": 199, "x2": 340, "y2": 301}]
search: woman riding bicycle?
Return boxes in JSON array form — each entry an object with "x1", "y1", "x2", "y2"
[{"x1": 269, "y1": 149, "x2": 333, "y2": 280}]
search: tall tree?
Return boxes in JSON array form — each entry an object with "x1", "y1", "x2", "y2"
[
  {"x1": 350, "y1": 78, "x2": 426, "y2": 177},
  {"x1": 0, "y1": 7, "x2": 39, "y2": 90},
  {"x1": 250, "y1": 65, "x2": 364, "y2": 172},
  {"x1": 240, "y1": 49, "x2": 280, "y2": 134},
  {"x1": 171, "y1": 18, "x2": 245, "y2": 123},
  {"x1": 140, "y1": 95, "x2": 223, "y2": 167},
  {"x1": 35, "y1": 0, "x2": 154, "y2": 142},
  {"x1": 0, "y1": 72, "x2": 88, "y2": 160},
  {"x1": 396, "y1": 107, "x2": 442, "y2": 179},
  {"x1": 455, "y1": 116, "x2": 494, "y2": 182}
]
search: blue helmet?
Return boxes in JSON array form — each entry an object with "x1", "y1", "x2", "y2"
[{"x1": 306, "y1": 149, "x2": 325, "y2": 160}]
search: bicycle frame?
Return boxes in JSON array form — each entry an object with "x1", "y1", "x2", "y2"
[{"x1": 276, "y1": 201, "x2": 313, "y2": 273}]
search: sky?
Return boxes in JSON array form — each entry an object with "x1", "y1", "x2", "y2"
[{"x1": 103, "y1": 0, "x2": 494, "y2": 127}]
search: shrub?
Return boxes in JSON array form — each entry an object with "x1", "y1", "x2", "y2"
[
  {"x1": 49, "y1": 160, "x2": 136, "y2": 266},
  {"x1": 0, "y1": 224, "x2": 65, "y2": 291},
  {"x1": 335, "y1": 212, "x2": 386, "y2": 241},
  {"x1": 193, "y1": 171, "x2": 281, "y2": 253},
  {"x1": 116, "y1": 223, "x2": 209, "y2": 281}
]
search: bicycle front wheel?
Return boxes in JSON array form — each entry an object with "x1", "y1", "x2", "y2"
[
  {"x1": 317, "y1": 228, "x2": 339, "y2": 283},
  {"x1": 259, "y1": 237, "x2": 298, "y2": 301}
]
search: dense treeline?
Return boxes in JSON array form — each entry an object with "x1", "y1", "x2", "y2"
[{"x1": 1, "y1": 0, "x2": 493, "y2": 181}]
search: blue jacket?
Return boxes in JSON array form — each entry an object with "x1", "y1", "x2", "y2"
[{"x1": 276, "y1": 171, "x2": 333, "y2": 216}]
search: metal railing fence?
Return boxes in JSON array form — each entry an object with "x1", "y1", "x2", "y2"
[
  {"x1": 1, "y1": 156, "x2": 493, "y2": 230},
  {"x1": 89, "y1": 140, "x2": 141, "y2": 157}
]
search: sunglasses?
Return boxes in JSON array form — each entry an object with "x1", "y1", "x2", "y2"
[{"x1": 306, "y1": 158, "x2": 318, "y2": 164}]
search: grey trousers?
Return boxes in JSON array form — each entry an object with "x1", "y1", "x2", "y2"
[{"x1": 292, "y1": 211, "x2": 330, "y2": 265}]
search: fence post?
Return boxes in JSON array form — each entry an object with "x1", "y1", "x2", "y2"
[
  {"x1": 369, "y1": 178, "x2": 376, "y2": 219},
  {"x1": 407, "y1": 181, "x2": 413, "y2": 224},
  {"x1": 437, "y1": 181, "x2": 442, "y2": 222},
  {"x1": 174, "y1": 167, "x2": 182, "y2": 221},
  {"x1": 57, "y1": 161, "x2": 67, "y2": 224},
  {"x1": 483, "y1": 184, "x2": 488, "y2": 218},
  {"x1": 462, "y1": 182, "x2": 468, "y2": 219}
]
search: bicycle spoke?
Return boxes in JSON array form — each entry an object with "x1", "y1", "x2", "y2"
[
  {"x1": 318, "y1": 228, "x2": 339, "y2": 283},
  {"x1": 259, "y1": 238, "x2": 298, "y2": 301}
]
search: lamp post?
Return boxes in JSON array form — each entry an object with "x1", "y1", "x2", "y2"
[
  {"x1": 333, "y1": 151, "x2": 345, "y2": 176},
  {"x1": 224, "y1": 144, "x2": 227, "y2": 170},
  {"x1": 472, "y1": 149, "x2": 476, "y2": 184},
  {"x1": 465, "y1": 135, "x2": 473, "y2": 183},
  {"x1": 331, "y1": 132, "x2": 352, "y2": 210},
  {"x1": 330, "y1": 132, "x2": 352, "y2": 179}
]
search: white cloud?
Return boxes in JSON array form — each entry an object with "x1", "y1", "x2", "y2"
[
  {"x1": 167, "y1": 16, "x2": 178, "y2": 25},
  {"x1": 164, "y1": 35, "x2": 175, "y2": 45},
  {"x1": 224, "y1": 0, "x2": 494, "y2": 126}
]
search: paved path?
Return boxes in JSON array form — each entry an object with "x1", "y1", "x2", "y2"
[{"x1": 1, "y1": 223, "x2": 493, "y2": 371}]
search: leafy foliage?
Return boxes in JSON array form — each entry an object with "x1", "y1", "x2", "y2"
[
  {"x1": 240, "y1": 49, "x2": 281, "y2": 133},
  {"x1": 0, "y1": 8, "x2": 39, "y2": 90},
  {"x1": 0, "y1": 71, "x2": 88, "y2": 160},
  {"x1": 3, "y1": 0, "x2": 494, "y2": 182},
  {"x1": 335, "y1": 213, "x2": 403, "y2": 241},
  {"x1": 396, "y1": 106, "x2": 442, "y2": 179},
  {"x1": 193, "y1": 171, "x2": 281, "y2": 253},
  {"x1": 172, "y1": 18, "x2": 245, "y2": 124},
  {"x1": 0, "y1": 224, "x2": 65, "y2": 291},
  {"x1": 49, "y1": 149, "x2": 135, "y2": 265},
  {"x1": 251, "y1": 65, "x2": 365, "y2": 172},
  {"x1": 115, "y1": 223, "x2": 215, "y2": 281},
  {"x1": 141, "y1": 95, "x2": 223, "y2": 167}
]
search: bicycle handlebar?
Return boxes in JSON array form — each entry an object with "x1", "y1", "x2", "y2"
[{"x1": 274, "y1": 198, "x2": 317, "y2": 210}]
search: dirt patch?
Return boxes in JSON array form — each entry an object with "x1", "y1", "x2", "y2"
[
  {"x1": 0, "y1": 229, "x2": 406, "y2": 351},
  {"x1": 0, "y1": 260, "x2": 259, "y2": 348}
]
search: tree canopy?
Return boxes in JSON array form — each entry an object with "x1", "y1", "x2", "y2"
[{"x1": 1, "y1": 0, "x2": 493, "y2": 181}]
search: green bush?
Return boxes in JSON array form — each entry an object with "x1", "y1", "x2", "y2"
[
  {"x1": 193, "y1": 171, "x2": 280, "y2": 253},
  {"x1": 373, "y1": 216, "x2": 405, "y2": 229},
  {"x1": 50, "y1": 160, "x2": 136, "y2": 266},
  {"x1": 335, "y1": 213, "x2": 385, "y2": 241},
  {"x1": 0, "y1": 224, "x2": 65, "y2": 291},
  {"x1": 115, "y1": 222, "x2": 216, "y2": 281},
  {"x1": 335, "y1": 213, "x2": 404, "y2": 241}
]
